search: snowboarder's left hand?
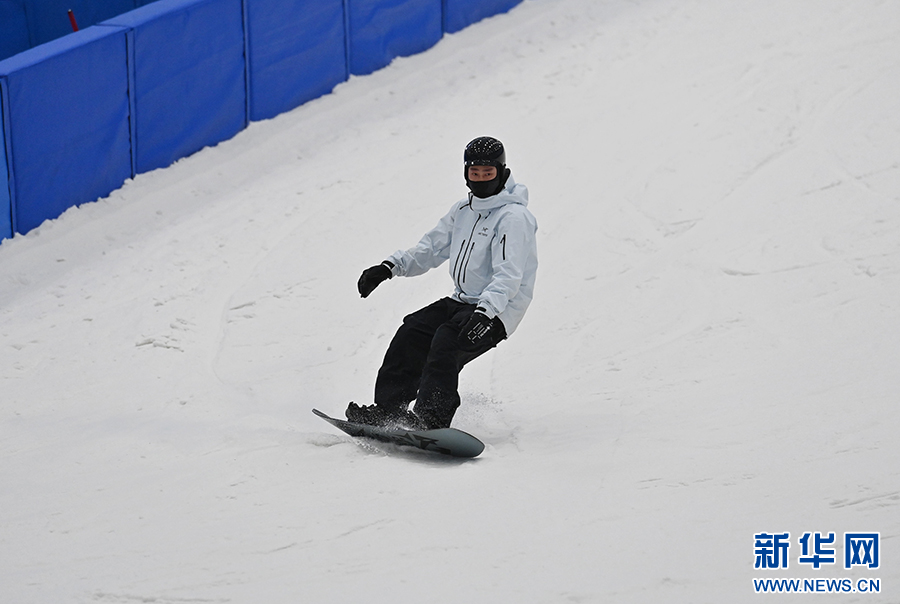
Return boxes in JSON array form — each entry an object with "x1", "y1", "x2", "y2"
[{"x1": 459, "y1": 309, "x2": 493, "y2": 351}]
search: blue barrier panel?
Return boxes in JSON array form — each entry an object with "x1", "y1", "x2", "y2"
[
  {"x1": 0, "y1": 26, "x2": 132, "y2": 235},
  {"x1": 0, "y1": 0, "x2": 30, "y2": 62},
  {"x1": 24, "y1": 0, "x2": 137, "y2": 47},
  {"x1": 103, "y1": 0, "x2": 247, "y2": 174},
  {"x1": 245, "y1": 0, "x2": 347, "y2": 121},
  {"x1": 442, "y1": 0, "x2": 521, "y2": 34},
  {"x1": 346, "y1": 0, "x2": 442, "y2": 76},
  {"x1": 0, "y1": 79, "x2": 11, "y2": 240},
  {"x1": 247, "y1": 0, "x2": 347, "y2": 120}
]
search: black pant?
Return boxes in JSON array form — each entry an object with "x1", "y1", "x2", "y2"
[{"x1": 374, "y1": 297, "x2": 507, "y2": 428}]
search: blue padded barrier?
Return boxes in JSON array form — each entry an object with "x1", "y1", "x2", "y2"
[
  {"x1": 0, "y1": 0, "x2": 528, "y2": 242},
  {"x1": 0, "y1": 79, "x2": 11, "y2": 240},
  {"x1": 102, "y1": 0, "x2": 247, "y2": 174},
  {"x1": 346, "y1": 0, "x2": 442, "y2": 76},
  {"x1": 442, "y1": 0, "x2": 522, "y2": 34},
  {"x1": 0, "y1": 26, "x2": 132, "y2": 235},
  {"x1": 23, "y1": 0, "x2": 137, "y2": 47},
  {"x1": 245, "y1": 0, "x2": 347, "y2": 121},
  {"x1": 0, "y1": 0, "x2": 30, "y2": 62}
]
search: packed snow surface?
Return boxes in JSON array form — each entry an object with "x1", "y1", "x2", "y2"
[{"x1": 2, "y1": 0, "x2": 899, "y2": 601}]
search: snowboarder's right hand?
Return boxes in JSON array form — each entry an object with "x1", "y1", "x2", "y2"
[{"x1": 358, "y1": 262, "x2": 393, "y2": 298}]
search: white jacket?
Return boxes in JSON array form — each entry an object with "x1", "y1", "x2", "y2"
[{"x1": 386, "y1": 177, "x2": 538, "y2": 335}]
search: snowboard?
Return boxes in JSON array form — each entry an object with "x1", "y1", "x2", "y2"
[{"x1": 312, "y1": 408, "x2": 484, "y2": 458}]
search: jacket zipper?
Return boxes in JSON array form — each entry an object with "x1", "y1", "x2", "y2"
[{"x1": 454, "y1": 213, "x2": 483, "y2": 287}]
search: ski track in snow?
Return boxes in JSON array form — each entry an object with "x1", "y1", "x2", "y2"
[{"x1": 2, "y1": 0, "x2": 900, "y2": 602}]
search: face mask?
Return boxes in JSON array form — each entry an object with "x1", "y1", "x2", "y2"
[
  {"x1": 467, "y1": 175, "x2": 502, "y2": 199},
  {"x1": 465, "y1": 167, "x2": 509, "y2": 199}
]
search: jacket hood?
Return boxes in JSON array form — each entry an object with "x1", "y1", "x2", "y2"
[{"x1": 468, "y1": 175, "x2": 529, "y2": 213}]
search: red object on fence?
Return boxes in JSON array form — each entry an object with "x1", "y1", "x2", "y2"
[{"x1": 68, "y1": 9, "x2": 79, "y2": 32}]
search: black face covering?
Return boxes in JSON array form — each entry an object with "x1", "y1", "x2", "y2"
[{"x1": 466, "y1": 167, "x2": 511, "y2": 199}]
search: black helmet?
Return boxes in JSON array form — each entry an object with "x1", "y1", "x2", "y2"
[
  {"x1": 464, "y1": 136, "x2": 506, "y2": 168},
  {"x1": 464, "y1": 137, "x2": 510, "y2": 199}
]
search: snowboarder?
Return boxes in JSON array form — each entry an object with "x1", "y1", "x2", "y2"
[{"x1": 347, "y1": 136, "x2": 538, "y2": 430}]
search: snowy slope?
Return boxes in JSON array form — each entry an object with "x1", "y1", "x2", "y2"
[{"x1": 2, "y1": 0, "x2": 899, "y2": 602}]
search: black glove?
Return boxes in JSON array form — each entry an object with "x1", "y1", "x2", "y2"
[
  {"x1": 459, "y1": 309, "x2": 494, "y2": 351},
  {"x1": 358, "y1": 262, "x2": 393, "y2": 298}
]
